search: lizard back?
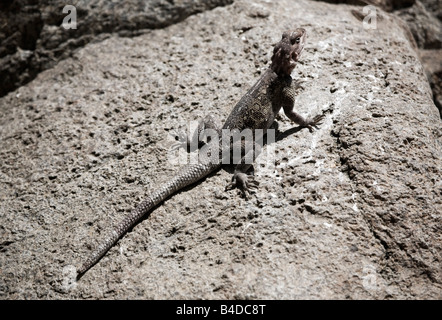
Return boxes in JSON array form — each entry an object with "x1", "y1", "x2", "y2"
[{"x1": 223, "y1": 68, "x2": 291, "y2": 132}]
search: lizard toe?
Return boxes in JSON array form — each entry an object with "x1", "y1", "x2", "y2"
[
  {"x1": 304, "y1": 114, "x2": 325, "y2": 132},
  {"x1": 171, "y1": 129, "x2": 188, "y2": 151},
  {"x1": 226, "y1": 172, "x2": 259, "y2": 198},
  {"x1": 225, "y1": 176, "x2": 237, "y2": 191}
]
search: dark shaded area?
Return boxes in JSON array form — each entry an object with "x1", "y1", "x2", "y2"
[
  {"x1": 0, "y1": 0, "x2": 234, "y2": 98},
  {"x1": 313, "y1": 0, "x2": 416, "y2": 11}
]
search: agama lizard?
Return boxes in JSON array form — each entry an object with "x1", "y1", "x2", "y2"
[{"x1": 76, "y1": 28, "x2": 324, "y2": 278}]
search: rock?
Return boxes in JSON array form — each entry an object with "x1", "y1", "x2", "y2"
[
  {"x1": 395, "y1": 0, "x2": 442, "y2": 49},
  {"x1": 312, "y1": 0, "x2": 441, "y2": 48},
  {"x1": 310, "y1": 0, "x2": 413, "y2": 12},
  {"x1": 0, "y1": 0, "x2": 440, "y2": 299},
  {"x1": 394, "y1": 0, "x2": 442, "y2": 117},
  {"x1": 315, "y1": 0, "x2": 442, "y2": 130},
  {"x1": 0, "y1": 0, "x2": 234, "y2": 98},
  {"x1": 419, "y1": 0, "x2": 442, "y2": 20},
  {"x1": 420, "y1": 49, "x2": 442, "y2": 116}
]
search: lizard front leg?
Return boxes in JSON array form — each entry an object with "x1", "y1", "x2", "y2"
[{"x1": 282, "y1": 85, "x2": 324, "y2": 132}]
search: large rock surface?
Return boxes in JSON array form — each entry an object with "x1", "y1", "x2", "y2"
[
  {"x1": 0, "y1": 0, "x2": 440, "y2": 299},
  {"x1": 315, "y1": 1, "x2": 442, "y2": 116}
]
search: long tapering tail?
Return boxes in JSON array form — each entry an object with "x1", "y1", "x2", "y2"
[{"x1": 76, "y1": 162, "x2": 219, "y2": 278}]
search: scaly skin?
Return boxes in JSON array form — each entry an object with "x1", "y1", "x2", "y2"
[
  {"x1": 76, "y1": 28, "x2": 324, "y2": 279},
  {"x1": 76, "y1": 162, "x2": 218, "y2": 277}
]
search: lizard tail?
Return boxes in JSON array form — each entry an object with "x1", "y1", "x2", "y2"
[{"x1": 76, "y1": 162, "x2": 218, "y2": 278}]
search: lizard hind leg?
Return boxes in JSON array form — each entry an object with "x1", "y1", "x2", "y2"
[
  {"x1": 226, "y1": 167, "x2": 260, "y2": 199},
  {"x1": 172, "y1": 114, "x2": 221, "y2": 152},
  {"x1": 225, "y1": 140, "x2": 261, "y2": 199}
]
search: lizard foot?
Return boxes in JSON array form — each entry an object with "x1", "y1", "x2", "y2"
[
  {"x1": 304, "y1": 114, "x2": 325, "y2": 133},
  {"x1": 225, "y1": 172, "x2": 259, "y2": 199},
  {"x1": 171, "y1": 129, "x2": 188, "y2": 151}
]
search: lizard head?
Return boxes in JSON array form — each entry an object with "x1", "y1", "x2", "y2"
[{"x1": 270, "y1": 28, "x2": 306, "y2": 76}]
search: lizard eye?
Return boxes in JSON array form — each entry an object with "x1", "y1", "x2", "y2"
[{"x1": 290, "y1": 37, "x2": 301, "y2": 44}]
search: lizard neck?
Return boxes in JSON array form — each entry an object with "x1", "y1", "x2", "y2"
[
  {"x1": 264, "y1": 67, "x2": 292, "y2": 82},
  {"x1": 260, "y1": 67, "x2": 292, "y2": 83},
  {"x1": 263, "y1": 68, "x2": 293, "y2": 89}
]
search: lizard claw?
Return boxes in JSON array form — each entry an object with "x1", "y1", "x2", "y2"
[
  {"x1": 294, "y1": 80, "x2": 305, "y2": 91},
  {"x1": 225, "y1": 172, "x2": 259, "y2": 199},
  {"x1": 304, "y1": 114, "x2": 325, "y2": 132},
  {"x1": 171, "y1": 129, "x2": 188, "y2": 151}
]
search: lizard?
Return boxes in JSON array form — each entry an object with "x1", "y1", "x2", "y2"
[{"x1": 76, "y1": 27, "x2": 324, "y2": 279}]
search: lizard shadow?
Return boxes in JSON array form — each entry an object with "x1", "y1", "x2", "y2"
[
  {"x1": 221, "y1": 120, "x2": 305, "y2": 176},
  {"x1": 274, "y1": 123, "x2": 305, "y2": 142}
]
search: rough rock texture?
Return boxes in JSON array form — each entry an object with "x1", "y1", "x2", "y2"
[
  {"x1": 0, "y1": 0, "x2": 233, "y2": 98},
  {"x1": 397, "y1": 0, "x2": 442, "y2": 117},
  {"x1": 317, "y1": 0, "x2": 442, "y2": 118},
  {"x1": 420, "y1": 49, "x2": 442, "y2": 117},
  {"x1": 395, "y1": 0, "x2": 442, "y2": 49},
  {"x1": 0, "y1": 0, "x2": 441, "y2": 299},
  {"x1": 403, "y1": 0, "x2": 442, "y2": 117}
]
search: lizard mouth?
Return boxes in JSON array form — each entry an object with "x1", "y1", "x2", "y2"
[
  {"x1": 285, "y1": 44, "x2": 304, "y2": 74},
  {"x1": 292, "y1": 44, "x2": 304, "y2": 62}
]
